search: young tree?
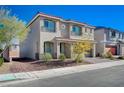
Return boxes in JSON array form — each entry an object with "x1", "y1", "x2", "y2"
[
  {"x1": 73, "y1": 40, "x2": 93, "y2": 62},
  {"x1": 0, "y1": 7, "x2": 29, "y2": 57}
]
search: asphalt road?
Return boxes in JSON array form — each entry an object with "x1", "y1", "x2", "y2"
[{"x1": 4, "y1": 65, "x2": 124, "y2": 87}]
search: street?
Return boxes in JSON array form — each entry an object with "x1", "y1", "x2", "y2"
[{"x1": 3, "y1": 65, "x2": 124, "y2": 87}]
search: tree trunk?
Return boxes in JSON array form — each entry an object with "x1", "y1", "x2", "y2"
[{"x1": 0, "y1": 46, "x2": 9, "y2": 57}]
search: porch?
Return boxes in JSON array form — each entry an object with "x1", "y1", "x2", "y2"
[{"x1": 54, "y1": 37, "x2": 96, "y2": 59}]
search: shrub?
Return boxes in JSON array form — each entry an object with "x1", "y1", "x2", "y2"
[
  {"x1": 0, "y1": 57, "x2": 4, "y2": 66},
  {"x1": 101, "y1": 53, "x2": 107, "y2": 58},
  {"x1": 75, "y1": 54, "x2": 83, "y2": 63},
  {"x1": 106, "y1": 51, "x2": 112, "y2": 58},
  {"x1": 106, "y1": 52, "x2": 114, "y2": 60},
  {"x1": 41, "y1": 53, "x2": 52, "y2": 62},
  {"x1": 59, "y1": 53, "x2": 66, "y2": 61},
  {"x1": 110, "y1": 57, "x2": 115, "y2": 60},
  {"x1": 118, "y1": 56, "x2": 124, "y2": 60}
]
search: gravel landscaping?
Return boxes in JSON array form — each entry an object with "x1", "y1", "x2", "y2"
[
  {"x1": 0, "y1": 58, "x2": 90, "y2": 74},
  {"x1": 0, "y1": 57, "x2": 123, "y2": 75}
]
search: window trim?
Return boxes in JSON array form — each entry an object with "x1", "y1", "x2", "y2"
[
  {"x1": 71, "y1": 25, "x2": 82, "y2": 36},
  {"x1": 111, "y1": 31, "x2": 116, "y2": 38},
  {"x1": 44, "y1": 42, "x2": 54, "y2": 54},
  {"x1": 43, "y1": 19, "x2": 56, "y2": 32}
]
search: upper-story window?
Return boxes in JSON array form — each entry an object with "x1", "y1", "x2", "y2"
[
  {"x1": 111, "y1": 31, "x2": 116, "y2": 38},
  {"x1": 122, "y1": 34, "x2": 124, "y2": 39},
  {"x1": 44, "y1": 19, "x2": 56, "y2": 32},
  {"x1": 90, "y1": 29, "x2": 92, "y2": 33},
  {"x1": 71, "y1": 25, "x2": 82, "y2": 36}
]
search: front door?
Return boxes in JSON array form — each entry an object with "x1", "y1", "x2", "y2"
[
  {"x1": 44, "y1": 42, "x2": 54, "y2": 57},
  {"x1": 60, "y1": 43, "x2": 71, "y2": 58}
]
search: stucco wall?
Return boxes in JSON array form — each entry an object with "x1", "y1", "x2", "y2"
[
  {"x1": 60, "y1": 22, "x2": 70, "y2": 38},
  {"x1": 20, "y1": 17, "x2": 40, "y2": 59},
  {"x1": 94, "y1": 29, "x2": 105, "y2": 55},
  {"x1": 39, "y1": 17, "x2": 61, "y2": 58},
  {"x1": 120, "y1": 44, "x2": 124, "y2": 56}
]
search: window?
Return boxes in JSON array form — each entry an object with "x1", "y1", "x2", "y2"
[
  {"x1": 122, "y1": 34, "x2": 124, "y2": 39},
  {"x1": 60, "y1": 43, "x2": 65, "y2": 53},
  {"x1": 44, "y1": 19, "x2": 56, "y2": 32},
  {"x1": 44, "y1": 42, "x2": 54, "y2": 54},
  {"x1": 111, "y1": 31, "x2": 116, "y2": 37},
  {"x1": 72, "y1": 25, "x2": 81, "y2": 36},
  {"x1": 90, "y1": 29, "x2": 92, "y2": 33}
]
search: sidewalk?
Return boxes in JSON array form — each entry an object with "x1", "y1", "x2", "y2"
[{"x1": 0, "y1": 60, "x2": 124, "y2": 86}]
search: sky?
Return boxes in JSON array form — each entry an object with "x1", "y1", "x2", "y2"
[{"x1": 2, "y1": 5, "x2": 124, "y2": 31}]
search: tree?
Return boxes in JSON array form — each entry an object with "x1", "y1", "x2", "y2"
[
  {"x1": 73, "y1": 40, "x2": 93, "y2": 62},
  {"x1": 0, "y1": 7, "x2": 29, "y2": 57}
]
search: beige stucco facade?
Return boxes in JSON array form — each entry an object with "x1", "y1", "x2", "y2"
[{"x1": 20, "y1": 13, "x2": 96, "y2": 60}]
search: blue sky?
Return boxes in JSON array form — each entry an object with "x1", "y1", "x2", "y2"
[{"x1": 2, "y1": 5, "x2": 124, "y2": 31}]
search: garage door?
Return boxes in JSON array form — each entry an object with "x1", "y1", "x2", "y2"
[{"x1": 106, "y1": 46, "x2": 117, "y2": 55}]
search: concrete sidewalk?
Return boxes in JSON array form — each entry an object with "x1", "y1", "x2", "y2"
[{"x1": 0, "y1": 60, "x2": 124, "y2": 86}]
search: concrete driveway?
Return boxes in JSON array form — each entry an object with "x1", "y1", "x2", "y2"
[{"x1": 84, "y1": 57, "x2": 118, "y2": 64}]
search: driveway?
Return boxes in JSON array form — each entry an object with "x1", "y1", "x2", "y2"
[
  {"x1": 84, "y1": 57, "x2": 118, "y2": 64},
  {"x1": 5, "y1": 65, "x2": 124, "y2": 87}
]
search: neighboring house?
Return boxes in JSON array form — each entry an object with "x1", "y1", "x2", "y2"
[
  {"x1": 3, "y1": 44, "x2": 20, "y2": 61},
  {"x1": 20, "y1": 12, "x2": 96, "y2": 60},
  {"x1": 95, "y1": 26, "x2": 124, "y2": 56}
]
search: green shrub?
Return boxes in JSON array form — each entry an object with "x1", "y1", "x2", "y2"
[
  {"x1": 41, "y1": 53, "x2": 52, "y2": 62},
  {"x1": 59, "y1": 53, "x2": 66, "y2": 61},
  {"x1": 0, "y1": 49, "x2": 2, "y2": 53},
  {"x1": 0, "y1": 57, "x2": 4, "y2": 66},
  {"x1": 101, "y1": 53, "x2": 107, "y2": 58},
  {"x1": 118, "y1": 56, "x2": 124, "y2": 60},
  {"x1": 110, "y1": 57, "x2": 115, "y2": 60},
  {"x1": 75, "y1": 54, "x2": 83, "y2": 63}
]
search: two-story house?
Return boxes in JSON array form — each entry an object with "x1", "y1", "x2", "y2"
[
  {"x1": 95, "y1": 26, "x2": 124, "y2": 56},
  {"x1": 20, "y1": 12, "x2": 96, "y2": 60}
]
